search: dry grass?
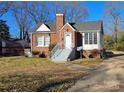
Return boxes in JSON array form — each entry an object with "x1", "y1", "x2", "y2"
[
  {"x1": 0, "y1": 56, "x2": 85, "y2": 92},
  {"x1": 72, "y1": 58, "x2": 103, "y2": 68}
]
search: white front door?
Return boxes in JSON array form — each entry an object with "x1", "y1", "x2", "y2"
[{"x1": 64, "y1": 32, "x2": 72, "y2": 49}]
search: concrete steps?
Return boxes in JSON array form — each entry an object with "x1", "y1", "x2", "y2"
[{"x1": 51, "y1": 49, "x2": 72, "y2": 62}]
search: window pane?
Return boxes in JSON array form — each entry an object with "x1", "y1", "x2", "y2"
[
  {"x1": 45, "y1": 36, "x2": 50, "y2": 46},
  {"x1": 37, "y1": 36, "x2": 44, "y2": 46},
  {"x1": 85, "y1": 33, "x2": 88, "y2": 44},
  {"x1": 89, "y1": 33, "x2": 92, "y2": 44},
  {"x1": 94, "y1": 32, "x2": 97, "y2": 44}
]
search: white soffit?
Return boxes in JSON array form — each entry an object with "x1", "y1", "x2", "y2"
[{"x1": 36, "y1": 24, "x2": 51, "y2": 32}]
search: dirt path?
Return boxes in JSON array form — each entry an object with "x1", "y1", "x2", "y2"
[{"x1": 66, "y1": 55, "x2": 124, "y2": 92}]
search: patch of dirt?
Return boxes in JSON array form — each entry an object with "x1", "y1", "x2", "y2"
[{"x1": 66, "y1": 55, "x2": 124, "y2": 92}]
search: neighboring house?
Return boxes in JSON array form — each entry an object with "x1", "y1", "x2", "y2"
[
  {"x1": 31, "y1": 13, "x2": 104, "y2": 62},
  {"x1": 0, "y1": 39, "x2": 30, "y2": 56}
]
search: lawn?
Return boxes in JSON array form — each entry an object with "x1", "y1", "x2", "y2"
[
  {"x1": 71, "y1": 58, "x2": 103, "y2": 68},
  {"x1": 0, "y1": 56, "x2": 86, "y2": 92}
]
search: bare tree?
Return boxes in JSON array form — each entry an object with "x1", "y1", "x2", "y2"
[
  {"x1": 52, "y1": 1, "x2": 88, "y2": 22},
  {"x1": 104, "y1": 2, "x2": 124, "y2": 43},
  {"x1": 27, "y1": 2, "x2": 50, "y2": 24},
  {"x1": 11, "y1": 2, "x2": 32, "y2": 41},
  {"x1": 10, "y1": 1, "x2": 88, "y2": 41},
  {"x1": 0, "y1": 2, "x2": 12, "y2": 17}
]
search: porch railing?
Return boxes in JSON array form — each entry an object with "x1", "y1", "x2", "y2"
[{"x1": 49, "y1": 43, "x2": 61, "y2": 58}]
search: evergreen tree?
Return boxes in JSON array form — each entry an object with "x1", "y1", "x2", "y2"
[{"x1": 0, "y1": 20, "x2": 10, "y2": 39}]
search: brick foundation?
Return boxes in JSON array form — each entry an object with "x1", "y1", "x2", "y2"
[{"x1": 83, "y1": 49, "x2": 103, "y2": 59}]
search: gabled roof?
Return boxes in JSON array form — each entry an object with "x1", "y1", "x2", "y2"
[
  {"x1": 31, "y1": 20, "x2": 103, "y2": 34},
  {"x1": 59, "y1": 23, "x2": 76, "y2": 31},
  {"x1": 36, "y1": 24, "x2": 51, "y2": 31},
  {"x1": 71, "y1": 21, "x2": 103, "y2": 32},
  {"x1": 32, "y1": 22, "x2": 56, "y2": 33}
]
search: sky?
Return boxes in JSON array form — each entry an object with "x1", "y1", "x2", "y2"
[
  {"x1": 84, "y1": 1, "x2": 105, "y2": 20},
  {"x1": 1, "y1": 1, "x2": 105, "y2": 38}
]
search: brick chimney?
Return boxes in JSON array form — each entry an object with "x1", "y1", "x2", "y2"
[
  {"x1": 56, "y1": 13, "x2": 65, "y2": 33},
  {"x1": 56, "y1": 14, "x2": 64, "y2": 44}
]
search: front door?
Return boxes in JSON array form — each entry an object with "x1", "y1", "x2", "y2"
[{"x1": 64, "y1": 32, "x2": 72, "y2": 49}]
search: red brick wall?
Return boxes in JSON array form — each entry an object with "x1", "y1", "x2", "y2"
[
  {"x1": 31, "y1": 14, "x2": 79, "y2": 57},
  {"x1": 59, "y1": 24, "x2": 77, "y2": 49},
  {"x1": 32, "y1": 33, "x2": 58, "y2": 56},
  {"x1": 31, "y1": 14, "x2": 65, "y2": 57},
  {"x1": 83, "y1": 50, "x2": 102, "y2": 59},
  {"x1": 50, "y1": 33, "x2": 58, "y2": 44}
]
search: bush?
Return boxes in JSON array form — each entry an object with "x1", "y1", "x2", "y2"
[
  {"x1": 104, "y1": 35, "x2": 115, "y2": 50},
  {"x1": 32, "y1": 51, "x2": 40, "y2": 55},
  {"x1": 24, "y1": 54, "x2": 28, "y2": 57},
  {"x1": 49, "y1": 43, "x2": 56, "y2": 51},
  {"x1": 39, "y1": 51, "x2": 46, "y2": 58},
  {"x1": 113, "y1": 42, "x2": 124, "y2": 51},
  {"x1": 104, "y1": 33, "x2": 124, "y2": 51}
]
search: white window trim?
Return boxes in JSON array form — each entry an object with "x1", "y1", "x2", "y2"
[
  {"x1": 84, "y1": 32, "x2": 98, "y2": 45},
  {"x1": 36, "y1": 36, "x2": 50, "y2": 47},
  {"x1": 36, "y1": 36, "x2": 44, "y2": 47},
  {"x1": 84, "y1": 33, "x2": 89, "y2": 44},
  {"x1": 94, "y1": 32, "x2": 97, "y2": 44},
  {"x1": 44, "y1": 36, "x2": 50, "y2": 47}
]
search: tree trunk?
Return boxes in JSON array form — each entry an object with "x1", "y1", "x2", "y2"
[{"x1": 114, "y1": 26, "x2": 118, "y2": 43}]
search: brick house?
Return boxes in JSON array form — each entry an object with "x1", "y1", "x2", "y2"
[{"x1": 31, "y1": 13, "x2": 104, "y2": 62}]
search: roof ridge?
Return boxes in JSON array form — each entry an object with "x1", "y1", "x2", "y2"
[{"x1": 76, "y1": 20, "x2": 102, "y2": 24}]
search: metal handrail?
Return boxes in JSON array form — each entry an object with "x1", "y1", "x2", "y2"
[{"x1": 49, "y1": 43, "x2": 61, "y2": 58}]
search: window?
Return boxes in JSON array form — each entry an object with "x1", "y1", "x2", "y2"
[
  {"x1": 84, "y1": 33, "x2": 88, "y2": 44},
  {"x1": 45, "y1": 36, "x2": 50, "y2": 46},
  {"x1": 94, "y1": 32, "x2": 97, "y2": 44},
  {"x1": 84, "y1": 32, "x2": 97, "y2": 44},
  {"x1": 89, "y1": 33, "x2": 93, "y2": 44},
  {"x1": 36, "y1": 36, "x2": 50, "y2": 47},
  {"x1": 37, "y1": 36, "x2": 44, "y2": 46}
]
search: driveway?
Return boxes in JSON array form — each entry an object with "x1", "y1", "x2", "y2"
[{"x1": 66, "y1": 55, "x2": 124, "y2": 92}]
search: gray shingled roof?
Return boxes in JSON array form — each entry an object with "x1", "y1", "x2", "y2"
[
  {"x1": 46, "y1": 23, "x2": 56, "y2": 31},
  {"x1": 32, "y1": 21, "x2": 102, "y2": 33},
  {"x1": 71, "y1": 21, "x2": 102, "y2": 32}
]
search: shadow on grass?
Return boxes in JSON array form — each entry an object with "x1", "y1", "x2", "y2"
[
  {"x1": 105, "y1": 51, "x2": 124, "y2": 59},
  {"x1": 37, "y1": 73, "x2": 86, "y2": 92}
]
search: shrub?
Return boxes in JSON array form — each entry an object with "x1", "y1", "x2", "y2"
[
  {"x1": 32, "y1": 51, "x2": 40, "y2": 55},
  {"x1": 104, "y1": 33, "x2": 124, "y2": 51},
  {"x1": 39, "y1": 51, "x2": 46, "y2": 58},
  {"x1": 104, "y1": 35, "x2": 115, "y2": 50},
  {"x1": 49, "y1": 43, "x2": 56, "y2": 51},
  {"x1": 24, "y1": 54, "x2": 28, "y2": 57},
  {"x1": 113, "y1": 42, "x2": 124, "y2": 51}
]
